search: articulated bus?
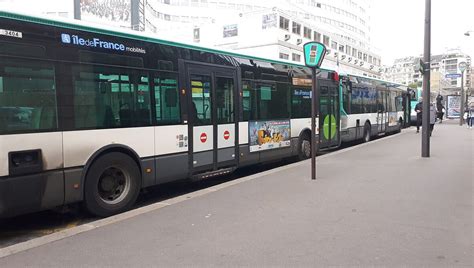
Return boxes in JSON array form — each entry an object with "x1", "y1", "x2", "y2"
[{"x1": 0, "y1": 11, "x2": 408, "y2": 218}]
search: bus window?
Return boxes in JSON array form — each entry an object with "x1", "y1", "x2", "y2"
[
  {"x1": 342, "y1": 82, "x2": 351, "y2": 114},
  {"x1": 0, "y1": 59, "x2": 57, "y2": 134},
  {"x1": 72, "y1": 66, "x2": 151, "y2": 129},
  {"x1": 242, "y1": 80, "x2": 254, "y2": 121},
  {"x1": 256, "y1": 82, "x2": 290, "y2": 120},
  {"x1": 216, "y1": 76, "x2": 234, "y2": 124},
  {"x1": 190, "y1": 75, "x2": 212, "y2": 126},
  {"x1": 291, "y1": 86, "x2": 311, "y2": 118},
  {"x1": 154, "y1": 74, "x2": 180, "y2": 125},
  {"x1": 351, "y1": 87, "x2": 362, "y2": 114}
]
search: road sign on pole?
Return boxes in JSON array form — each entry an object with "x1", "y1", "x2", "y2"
[
  {"x1": 303, "y1": 42, "x2": 326, "y2": 180},
  {"x1": 445, "y1": 73, "x2": 462, "y2": 79},
  {"x1": 415, "y1": 58, "x2": 425, "y2": 75}
]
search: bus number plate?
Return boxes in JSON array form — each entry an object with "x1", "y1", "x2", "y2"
[{"x1": 0, "y1": 29, "x2": 23, "y2": 38}]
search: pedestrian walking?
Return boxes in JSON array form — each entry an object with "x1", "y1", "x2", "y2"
[
  {"x1": 467, "y1": 103, "x2": 474, "y2": 129},
  {"x1": 415, "y1": 97, "x2": 423, "y2": 133},
  {"x1": 429, "y1": 103, "x2": 436, "y2": 136},
  {"x1": 436, "y1": 100, "x2": 444, "y2": 123}
]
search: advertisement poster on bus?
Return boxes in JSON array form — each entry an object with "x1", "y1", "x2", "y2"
[
  {"x1": 447, "y1": 95, "x2": 461, "y2": 118},
  {"x1": 388, "y1": 112, "x2": 398, "y2": 127},
  {"x1": 249, "y1": 120, "x2": 291, "y2": 152}
]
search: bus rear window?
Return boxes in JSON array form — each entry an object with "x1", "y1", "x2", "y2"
[{"x1": 0, "y1": 59, "x2": 57, "y2": 134}]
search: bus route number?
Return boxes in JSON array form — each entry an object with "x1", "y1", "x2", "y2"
[{"x1": 0, "y1": 29, "x2": 23, "y2": 38}]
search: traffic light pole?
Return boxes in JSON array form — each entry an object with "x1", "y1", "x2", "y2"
[{"x1": 421, "y1": 0, "x2": 431, "y2": 158}]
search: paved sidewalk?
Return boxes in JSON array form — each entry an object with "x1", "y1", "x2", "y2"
[{"x1": 1, "y1": 122, "x2": 472, "y2": 267}]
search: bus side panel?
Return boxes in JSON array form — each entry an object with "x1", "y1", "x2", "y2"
[
  {"x1": 0, "y1": 171, "x2": 64, "y2": 218},
  {"x1": 63, "y1": 128, "x2": 155, "y2": 168},
  {"x1": 154, "y1": 125, "x2": 189, "y2": 184},
  {"x1": 0, "y1": 133, "x2": 63, "y2": 177},
  {"x1": 0, "y1": 132, "x2": 64, "y2": 218}
]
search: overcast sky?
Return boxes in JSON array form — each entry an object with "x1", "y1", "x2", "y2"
[{"x1": 371, "y1": 0, "x2": 474, "y2": 65}]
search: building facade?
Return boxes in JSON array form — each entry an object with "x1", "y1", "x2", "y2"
[
  {"x1": 383, "y1": 50, "x2": 471, "y2": 98},
  {"x1": 144, "y1": 0, "x2": 381, "y2": 77},
  {"x1": 1, "y1": 0, "x2": 381, "y2": 77}
]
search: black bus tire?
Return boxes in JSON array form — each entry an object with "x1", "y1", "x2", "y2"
[
  {"x1": 363, "y1": 123, "x2": 371, "y2": 143},
  {"x1": 84, "y1": 152, "x2": 141, "y2": 217},
  {"x1": 298, "y1": 134, "x2": 311, "y2": 160}
]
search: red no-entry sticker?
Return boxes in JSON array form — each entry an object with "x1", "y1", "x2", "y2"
[
  {"x1": 200, "y1": 133, "x2": 207, "y2": 143},
  {"x1": 223, "y1": 130, "x2": 230, "y2": 140}
]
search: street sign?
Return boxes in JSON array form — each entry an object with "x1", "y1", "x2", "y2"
[
  {"x1": 459, "y1": 62, "x2": 467, "y2": 72},
  {"x1": 445, "y1": 73, "x2": 462, "y2": 79},
  {"x1": 415, "y1": 58, "x2": 424, "y2": 74},
  {"x1": 303, "y1": 42, "x2": 326, "y2": 68}
]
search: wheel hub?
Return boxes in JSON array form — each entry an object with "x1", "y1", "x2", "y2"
[{"x1": 97, "y1": 167, "x2": 131, "y2": 205}]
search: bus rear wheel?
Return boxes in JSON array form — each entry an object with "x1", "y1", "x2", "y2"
[
  {"x1": 84, "y1": 152, "x2": 141, "y2": 217},
  {"x1": 298, "y1": 134, "x2": 312, "y2": 160}
]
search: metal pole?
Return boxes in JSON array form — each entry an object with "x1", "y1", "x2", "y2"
[
  {"x1": 421, "y1": 0, "x2": 431, "y2": 157},
  {"x1": 460, "y1": 70, "x2": 465, "y2": 126},
  {"x1": 73, "y1": 0, "x2": 81, "y2": 20},
  {"x1": 311, "y1": 68, "x2": 317, "y2": 180}
]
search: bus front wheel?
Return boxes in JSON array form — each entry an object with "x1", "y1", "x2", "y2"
[
  {"x1": 84, "y1": 152, "x2": 141, "y2": 217},
  {"x1": 363, "y1": 123, "x2": 371, "y2": 143}
]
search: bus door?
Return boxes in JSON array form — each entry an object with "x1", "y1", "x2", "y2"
[
  {"x1": 185, "y1": 64, "x2": 238, "y2": 175},
  {"x1": 318, "y1": 80, "x2": 340, "y2": 149},
  {"x1": 377, "y1": 91, "x2": 388, "y2": 133}
]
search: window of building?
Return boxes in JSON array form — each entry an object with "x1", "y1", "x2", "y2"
[
  {"x1": 292, "y1": 22, "x2": 301, "y2": 35},
  {"x1": 339, "y1": 44, "x2": 345, "y2": 52},
  {"x1": 313, "y1": 31, "x2": 321, "y2": 42},
  {"x1": 0, "y1": 59, "x2": 57, "y2": 134},
  {"x1": 279, "y1": 16, "x2": 289, "y2": 30},
  {"x1": 346, "y1": 45, "x2": 351, "y2": 55},
  {"x1": 292, "y1": 53, "x2": 301, "y2": 62},
  {"x1": 331, "y1": 41, "x2": 337, "y2": 50},
  {"x1": 279, "y1": 53, "x2": 289, "y2": 60},
  {"x1": 303, "y1": 27, "x2": 311, "y2": 39},
  {"x1": 323, "y1": 35, "x2": 330, "y2": 46}
]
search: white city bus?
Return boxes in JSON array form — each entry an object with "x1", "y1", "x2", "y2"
[{"x1": 0, "y1": 11, "x2": 406, "y2": 218}]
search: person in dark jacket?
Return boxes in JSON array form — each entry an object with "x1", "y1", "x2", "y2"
[
  {"x1": 415, "y1": 97, "x2": 423, "y2": 133},
  {"x1": 429, "y1": 103, "x2": 436, "y2": 136}
]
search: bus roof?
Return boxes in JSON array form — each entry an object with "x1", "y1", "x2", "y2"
[{"x1": 0, "y1": 10, "x2": 405, "y2": 88}]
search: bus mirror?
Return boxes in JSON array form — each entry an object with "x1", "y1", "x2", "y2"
[{"x1": 165, "y1": 88, "x2": 177, "y2": 107}]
